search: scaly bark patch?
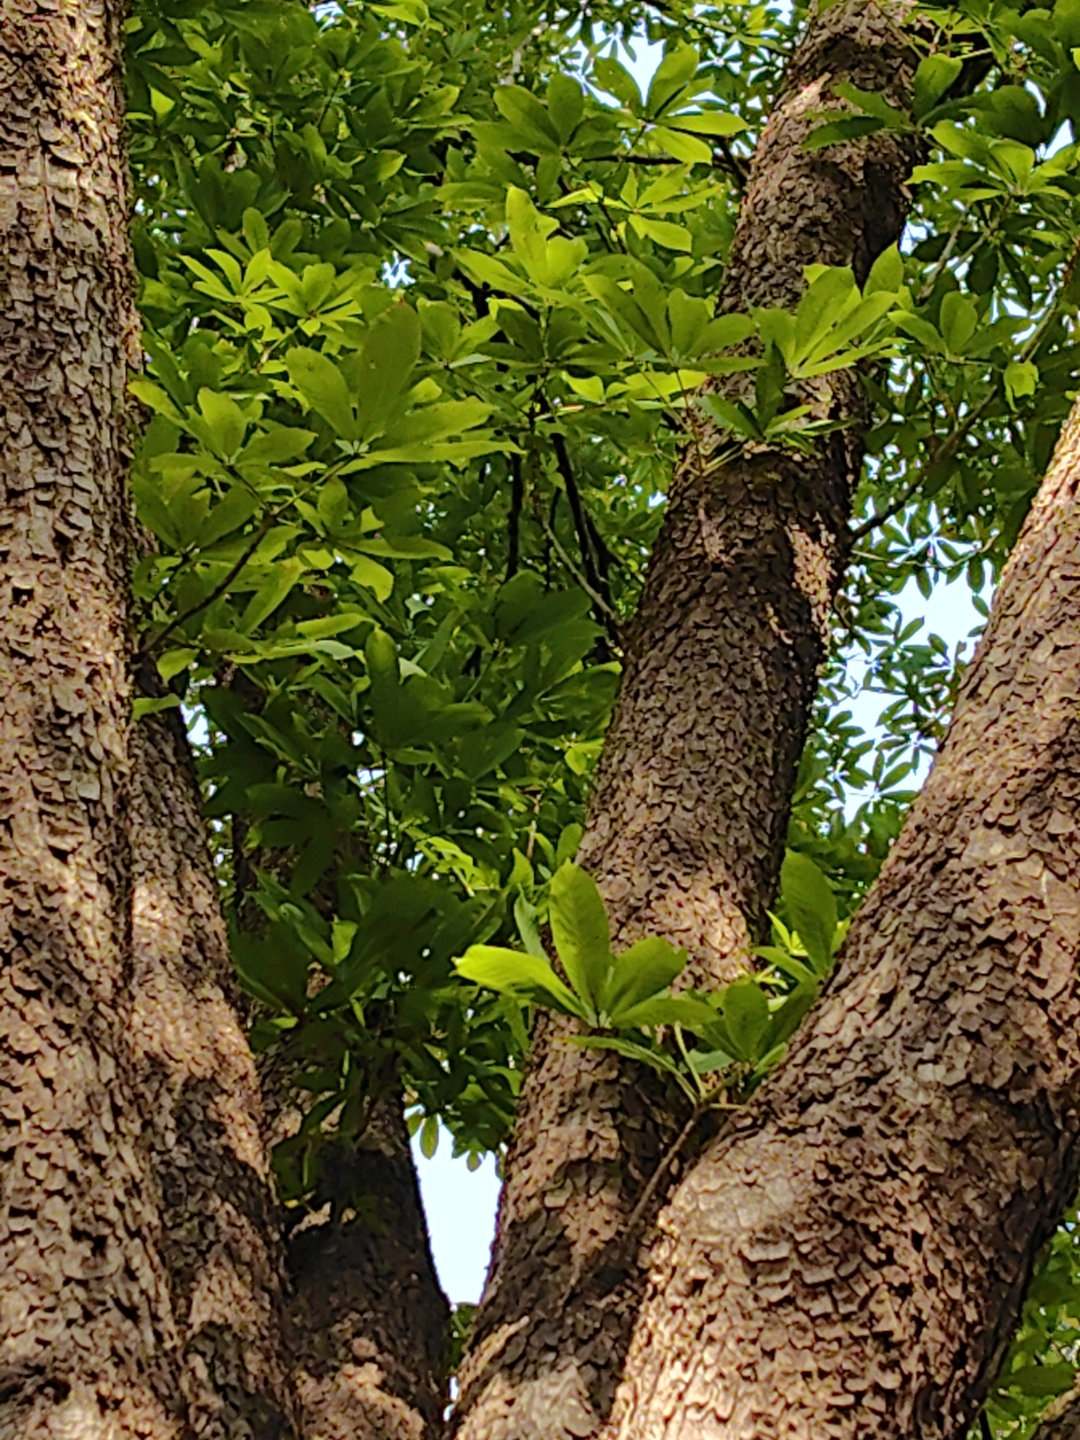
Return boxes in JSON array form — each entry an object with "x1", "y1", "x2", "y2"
[
  {"x1": 129, "y1": 714, "x2": 295, "y2": 1435},
  {"x1": 452, "y1": 6, "x2": 920, "y2": 1437},
  {"x1": 607, "y1": 400, "x2": 1080, "y2": 1439},
  {"x1": 284, "y1": 1095, "x2": 450, "y2": 1440},
  {"x1": 0, "y1": 0, "x2": 179, "y2": 1431}
]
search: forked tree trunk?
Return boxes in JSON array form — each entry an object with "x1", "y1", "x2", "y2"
[
  {"x1": 0, "y1": 1, "x2": 182, "y2": 1430},
  {"x1": 452, "y1": 6, "x2": 919, "y2": 1437},
  {"x1": 605, "y1": 398, "x2": 1080, "y2": 1439}
]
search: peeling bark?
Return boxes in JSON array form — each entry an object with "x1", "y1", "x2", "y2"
[
  {"x1": 452, "y1": 7, "x2": 919, "y2": 1438},
  {"x1": 606, "y1": 398, "x2": 1080, "y2": 1439}
]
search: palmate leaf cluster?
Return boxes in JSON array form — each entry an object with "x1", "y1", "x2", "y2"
[
  {"x1": 457, "y1": 856, "x2": 841, "y2": 1104},
  {"x1": 124, "y1": 0, "x2": 1080, "y2": 1424}
]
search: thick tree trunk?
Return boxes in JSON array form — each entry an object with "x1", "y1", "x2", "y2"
[
  {"x1": 605, "y1": 398, "x2": 1080, "y2": 1439},
  {"x1": 452, "y1": 7, "x2": 919, "y2": 1438},
  {"x1": 0, "y1": 2, "x2": 184, "y2": 1431},
  {"x1": 128, "y1": 714, "x2": 295, "y2": 1435}
]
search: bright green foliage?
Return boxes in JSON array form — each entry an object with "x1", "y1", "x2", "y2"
[
  {"x1": 124, "y1": 0, "x2": 1080, "y2": 1425},
  {"x1": 457, "y1": 858, "x2": 837, "y2": 1102}
]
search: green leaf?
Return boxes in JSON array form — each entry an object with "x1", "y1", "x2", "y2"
[
  {"x1": 420, "y1": 1114, "x2": 439, "y2": 1158},
  {"x1": 1005, "y1": 359, "x2": 1039, "y2": 405},
  {"x1": 939, "y1": 291, "x2": 978, "y2": 355},
  {"x1": 240, "y1": 557, "x2": 305, "y2": 632},
  {"x1": 629, "y1": 216, "x2": 693, "y2": 251},
  {"x1": 351, "y1": 305, "x2": 422, "y2": 440},
  {"x1": 593, "y1": 56, "x2": 641, "y2": 112},
  {"x1": 754, "y1": 944, "x2": 817, "y2": 987},
  {"x1": 720, "y1": 977, "x2": 770, "y2": 1061},
  {"x1": 198, "y1": 484, "x2": 262, "y2": 547},
  {"x1": 667, "y1": 110, "x2": 746, "y2": 137},
  {"x1": 832, "y1": 82, "x2": 910, "y2": 130},
  {"x1": 513, "y1": 894, "x2": 546, "y2": 959},
  {"x1": 494, "y1": 85, "x2": 560, "y2": 153},
  {"x1": 614, "y1": 993, "x2": 722, "y2": 1033},
  {"x1": 547, "y1": 75, "x2": 584, "y2": 143},
  {"x1": 767, "y1": 980, "x2": 819, "y2": 1049},
  {"x1": 196, "y1": 388, "x2": 247, "y2": 460},
  {"x1": 286, "y1": 348, "x2": 358, "y2": 440},
  {"x1": 239, "y1": 426, "x2": 316, "y2": 465},
  {"x1": 156, "y1": 648, "x2": 197, "y2": 683},
  {"x1": 646, "y1": 43, "x2": 699, "y2": 116},
  {"x1": 913, "y1": 54, "x2": 963, "y2": 120},
  {"x1": 454, "y1": 249, "x2": 527, "y2": 295},
  {"x1": 133, "y1": 693, "x2": 183, "y2": 719},
  {"x1": 780, "y1": 851, "x2": 837, "y2": 975},
  {"x1": 455, "y1": 944, "x2": 586, "y2": 1018},
  {"x1": 650, "y1": 126, "x2": 712, "y2": 164},
  {"x1": 602, "y1": 936, "x2": 686, "y2": 1021},
  {"x1": 803, "y1": 115, "x2": 885, "y2": 151},
  {"x1": 349, "y1": 556, "x2": 394, "y2": 601},
  {"x1": 549, "y1": 862, "x2": 611, "y2": 1013}
]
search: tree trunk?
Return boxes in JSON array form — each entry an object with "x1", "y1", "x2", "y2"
[
  {"x1": 284, "y1": 1096, "x2": 450, "y2": 1440},
  {"x1": 452, "y1": 7, "x2": 919, "y2": 1437},
  {"x1": 605, "y1": 398, "x2": 1080, "y2": 1439},
  {"x1": 0, "y1": 1, "x2": 185, "y2": 1431},
  {"x1": 128, "y1": 713, "x2": 295, "y2": 1435}
]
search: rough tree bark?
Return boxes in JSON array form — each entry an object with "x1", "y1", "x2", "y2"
[
  {"x1": 605, "y1": 397, "x2": 1080, "y2": 1439},
  {"x1": 283, "y1": 1097, "x2": 450, "y2": 1440},
  {"x1": 128, "y1": 714, "x2": 295, "y2": 1436},
  {"x1": 0, "y1": 1, "x2": 300, "y2": 1433},
  {"x1": 452, "y1": 6, "x2": 920, "y2": 1437},
  {"x1": 0, "y1": 1, "x2": 185, "y2": 1430}
]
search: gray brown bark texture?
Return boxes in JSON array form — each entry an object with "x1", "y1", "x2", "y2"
[
  {"x1": 0, "y1": 0, "x2": 176, "y2": 1429},
  {"x1": 603, "y1": 397, "x2": 1080, "y2": 1438},
  {"x1": 451, "y1": 6, "x2": 922, "y2": 1439},
  {"x1": 0, "y1": 4, "x2": 446, "y2": 1436},
  {"x1": 282, "y1": 1096, "x2": 450, "y2": 1440}
]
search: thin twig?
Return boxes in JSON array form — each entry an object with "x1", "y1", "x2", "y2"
[
  {"x1": 551, "y1": 428, "x2": 611, "y2": 612},
  {"x1": 538, "y1": 506, "x2": 621, "y2": 630},
  {"x1": 620, "y1": 1102, "x2": 705, "y2": 1247},
  {"x1": 139, "y1": 512, "x2": 276, "y2": 662},
  {"x1": 506, "y1": 452, "x2": 524, "y2": 581}
]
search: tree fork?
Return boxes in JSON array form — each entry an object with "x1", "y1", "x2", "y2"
[
  {"x1": 452, "y1": 5, "x2": 921, "y2": 1437},
  {"x1": 606, "y1": 398, "x2": 1080, "y2": 1438}
]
